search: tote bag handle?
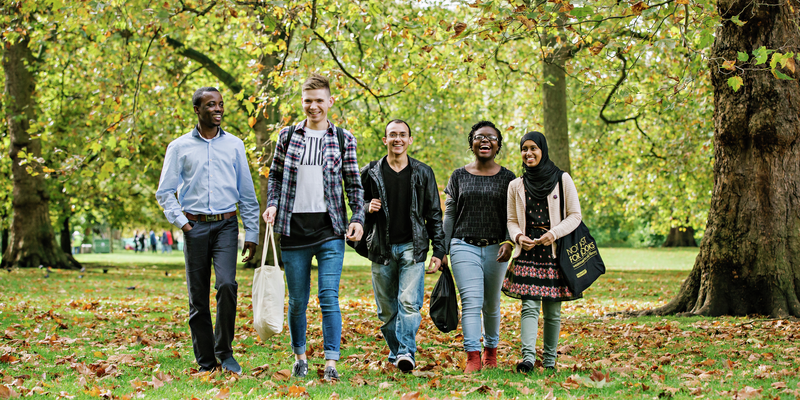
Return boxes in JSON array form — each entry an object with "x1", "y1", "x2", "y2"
[{"x1": 260, "y1": 223, "x2": 279, "y2": 268}]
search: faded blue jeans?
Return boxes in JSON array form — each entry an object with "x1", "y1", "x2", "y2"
[
  {"x1": 450, "y1": 238, "x2": 508, "y2": 352},
  {"x1": 282, "y1": 239, "x2": 345, "y2": 361},
  {"x1": 521, "y1": 300, "x2": 562, "y2": 367},
  {"x1": 371, "y1": 242, "x2": 425, "y2": 363}
]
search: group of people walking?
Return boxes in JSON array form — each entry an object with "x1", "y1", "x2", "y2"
[
  {"x1": 132, "y1": 229, "x2": 174, "y2": 254},
  {"x1": 155, "y1": 73, "x2": 583, "y2": 379}
]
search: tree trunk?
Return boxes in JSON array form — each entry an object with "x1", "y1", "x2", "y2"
[
  {"x1": 642, "y1": 0, "x2": 800, "y2": 317},
  {"x1": 245, "y1": 52, "x2": 282, "y2": 269},
  {"x1": 60, "y1": 214, "x2": 72, "y2": 255},
  {"x1": 1, "y1": 32, "x2": 80, "y2": 270},
  {"x1": 662, "y1": 226, "x2": 697, "y2": 247},
  {"x1": 542, "y1": 58, "x2": 571, "y2": 173}
]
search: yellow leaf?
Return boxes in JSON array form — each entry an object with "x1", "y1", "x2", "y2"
[
  {"x1": 248, "y1": 117, "x2": 257, "y2": 128},
  {"x1": 721, "y1": 60, "x2": 736, "y2": 70}
]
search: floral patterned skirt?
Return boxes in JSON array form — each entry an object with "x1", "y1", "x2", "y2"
[{"x1": 502, "y1": 229, "x2": 581, "y2": 301}]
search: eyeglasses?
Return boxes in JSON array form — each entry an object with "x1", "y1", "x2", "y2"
[
  {"x1": 387, "y1": 133, "x2": 409, "y2": 139},
  {"x1": 473, "y1": 134, "x2": 498, "y2": 142}
]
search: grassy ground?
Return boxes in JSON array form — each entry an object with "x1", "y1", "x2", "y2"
[{"x1": 1, "y1": 247, "x2": 798, "y2": 399}]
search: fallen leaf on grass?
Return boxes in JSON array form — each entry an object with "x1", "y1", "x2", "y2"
[
  {"x1": 772, "y1": 381, "x2": 787, "y2": 389},
  {"x1": 272, "y1": 370, "x2": 291, "y2": 381},
  {"x1": 379, "y1": 382, "x2": 392, "y2": 389},
  {"x1": 349, "y1": 374, "x2": 368, "y2": 386},
  {"x1": 719, "y1": 386, "x2": 762, "y2": 399},
  {"x1": 0, "y1": 385, "x2": 19, "y2": 399},
  {"x1": 216, "y1": 387, "x2": 230, "y2": 399},
  {"x1": 400, "y1": 392, "x2": 421, "y2": 400}
]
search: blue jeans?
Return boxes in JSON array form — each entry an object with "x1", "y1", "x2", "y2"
[
  {"x1": 282, "y1": 239, "x2": 345, "y2": 361},
  {"x1": 521, "y1": 300, "x2": 562, "y2": 367},
  {"x1": 450, "y1": 238, "x2": 507, "y2": 352},
  {"x1": 371, "y1": 242, "x2": 425, "y2": 362}
]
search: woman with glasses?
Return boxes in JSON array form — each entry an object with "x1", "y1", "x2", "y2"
[
  {"x1": 504, "y1": 131, "x2": 582, "y2": 373},
  {"x1": 439, "y1": 120, "x2": 516, "y2": 373}
]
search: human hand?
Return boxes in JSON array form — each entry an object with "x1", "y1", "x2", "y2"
[
  {"x1": 263, "y1": 207, "x2": 277, "y2": 224},
  {"x1": 241, "y1": 241, "x2": 257, "y2": 262},
  {"x1": 497, "y1": 243, "x2": 512, "y2": 262},
  {"x1": 426, "y1": 257, "x2": 442, "y2": 274},
  {"x1": 346, "y1": 222, "x2": 363, "y2": 241},
  {"x1": 440, "y1": 255, "x2": 449, "y2": 268},
  {"x1": 532, "y1": 232, "x2": 556, "y2": 247},
  {"x1": 519, "y1": 235, "x2": 536, "y2": 251},
  {"x1": 368, "y1": 199, "x2": 382, "y2": 214},
  {"x1": 182, "y1": 223, "x2": 192, "y2": 233}
]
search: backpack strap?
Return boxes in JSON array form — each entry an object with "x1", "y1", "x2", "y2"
[
  {"x1": 336, "y1": 126, "x2": 346, "y2": 160},
  {"x1": 282, "y1": 125, "x2": 296, "y2": 151}
]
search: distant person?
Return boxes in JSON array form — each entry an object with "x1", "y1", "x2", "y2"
[
  {"x1": 166, "y1": 230, "x2": 174, "y2": 253},
  {"x1": 504, "y1": 131, "x2": 582, "y2": 373},
  {"x1": 149, "y1": 230, "x2": 157, "y2": 253},
  {"x1": 360, "y1": 119, "x2": 445, "y2": 373},
  {"x1": 263, "y1": 74, "x2": 364, "y2": 381},
  {"x1": 155, "y1": 86, "x2": 259, "y2": 374},
  {"x1": 441, "y1": 121, "x2": 515, "y2": 373},
  {"x1": 133, "y1": 230, "x2": 141, "y2": 252},
  {"x1": 161, "y1": 230, "x2": 173, "y2": 254},
  {"x1": 137, "y1": 232, "x2": 146, "y2": 254}
]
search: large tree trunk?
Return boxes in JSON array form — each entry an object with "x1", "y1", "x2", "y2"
[
  {"x1": 244, "y1": 52, "x2": 282, "y2": 269},
  {"x1": 542, "y1": 58, "x2": 571, "y2": 173},
  {"x1": 643, "y1": 0, "x2": 800, "y2": 317},
  {"x1": 662, "y1": 226, "x2": 697, "y2": 247},
  {"x1": 1, "y1": 33, "x2": 80, "y2": 270}
]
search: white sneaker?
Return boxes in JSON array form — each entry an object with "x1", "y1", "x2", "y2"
[{"x1": 396, "y1": 354, "x2": 415, "y2": 373}]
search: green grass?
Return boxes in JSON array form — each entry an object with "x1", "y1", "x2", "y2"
[{"x1": 2, "y1": 247, "x2": 799, "y2": 399}]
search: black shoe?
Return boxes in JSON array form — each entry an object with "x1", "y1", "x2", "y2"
[
  {"x1": 199, "y1": 364, "x2": 219, "y2": 372},
  {"x1": 396, "y1": 354, "x2": 415, "y2": 373},
  {"x1": 516, "y1": 360, "x2": 534, "y2": 373},
  {"x1": 323, "y1": 366, "x2": 339, "y2": 381},
  {"x1": 292, "y1": 359, "x2": 308, "y2": 378}
]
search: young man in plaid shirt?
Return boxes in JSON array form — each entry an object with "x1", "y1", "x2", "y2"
[{"x1": 263, "y1": 74, "x2": 364, "y2": 381}]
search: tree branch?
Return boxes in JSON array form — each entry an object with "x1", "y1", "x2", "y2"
[
  {"x1": 176, "y1": 0, "x2": 217, "y2": 16},
  {"x1": 164, "y1": 36, "x2": 244, "y2": 95},
  {"x1": 132, "y1": 28, "x2": 160, "y2": 134},
  {"x1": 599, "y1": 52, "x2": 639, "y2": 124}
]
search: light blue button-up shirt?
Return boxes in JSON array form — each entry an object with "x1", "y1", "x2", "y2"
[{"x1": 156, "y1": 127, "x2": 260, "y2": 243}]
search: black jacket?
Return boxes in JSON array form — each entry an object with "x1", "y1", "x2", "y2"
[{"x1": 359, "y1": 156, "x2": 446, "y2": 265}]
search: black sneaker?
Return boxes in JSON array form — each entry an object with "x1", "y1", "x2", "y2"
[
  {"x1": 323, "y1": 366, "x2": 339, "y2": 381},
  {"x1": 292, "y1": 359, "x2": 308, "y2": 378},
  {"x1": 396, "y1": 354, "x2": 415, "y2": 373},
  {"x1": 516, "y1": 360, "x2": 534, "y2": 373}
]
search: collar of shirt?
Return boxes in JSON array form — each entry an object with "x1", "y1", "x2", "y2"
[
  {"x1": 192, "y1": 126, "x2": 225, "y2": 140},
  {"x1": 294, "y1": 119, "x2": 333, "y2": 136}
]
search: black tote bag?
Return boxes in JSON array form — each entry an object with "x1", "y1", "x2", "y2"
[
  {"x1": 429, "y1": 264, "x2": 459, "y2": 333},
  {"x1": 556, "y1": 174, "x2": 606, "y2": 295}
]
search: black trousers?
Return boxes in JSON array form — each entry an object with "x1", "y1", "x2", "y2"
[{"x1": 183, "y1": 217, "x2": 239, "y2": 369}]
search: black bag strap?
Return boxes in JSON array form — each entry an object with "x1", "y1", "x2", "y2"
[{"x1": 558, "y1": 172, "x2": 566, "y2": 221}]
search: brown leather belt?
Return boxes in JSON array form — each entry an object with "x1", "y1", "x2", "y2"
[{"x1": 184, "y1": 211, "x2": 237, "y2": 222}]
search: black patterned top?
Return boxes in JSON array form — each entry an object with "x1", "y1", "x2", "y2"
[{"x1": 444, "y1": 166, "x2": 516, "y2": 242}]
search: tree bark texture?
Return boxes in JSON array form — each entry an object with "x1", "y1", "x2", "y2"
[
  {"x1": 245, "y1": 51, "x2": 282, "y2": 269},
  {"x1": 1, "y1": 35, "x2": 79, "y2": 269},
  {"x1": 542, "y1": 59, "x2": 571, "y2": 173},
  {"x1": 643, "y1": 0, "x2": 800, "y2": 317},
  {"x1": 662, "y1": 226, "x2": 697, "y2": 247}
]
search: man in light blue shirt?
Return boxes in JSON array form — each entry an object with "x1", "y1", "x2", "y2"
[{"x1": 156, "y1": 86, "x2": 259, "y2": 375}]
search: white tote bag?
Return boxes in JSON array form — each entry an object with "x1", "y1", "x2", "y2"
[{"x1": 252, "y1": 223, "x2": 285, "y2": 341}]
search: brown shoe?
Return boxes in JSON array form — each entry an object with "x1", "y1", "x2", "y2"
[
  {"x1": 482, "y1": 347, "x2": 497, "y2": 368},
  {"x1": 465, "y1": 351, "x2": 481, "y2": 373}
]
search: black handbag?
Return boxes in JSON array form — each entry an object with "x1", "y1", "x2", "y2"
[
  {"x1": 429, "y1": 264, "x2": 459, "y2": 333},
  {"x1": 556, "y1": 174, "x2": 605, "y2": 295}
]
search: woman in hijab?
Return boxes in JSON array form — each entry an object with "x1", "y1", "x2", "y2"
[{"x1": 504, "y1": 131, "x2": 583, "y2": 373}]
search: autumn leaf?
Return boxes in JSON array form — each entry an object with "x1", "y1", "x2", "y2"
[
  {"x1": 272, "y1": 370, "x2": 291, "y2": 381},
  {"x1": 589, "y1": 41, "x2": 605, "y2": 56},
  {"x1": 721, "y1": 60, "x2": 736, "y2": 70},
  {"x1": 399, "y1": 392, "x2": 421, "y2": 400},
  {"x1": 452, "y1": 22, "x2": 467, "y2": 38},
  {"x1": 630, "y1": 2, "x2": 648, "y2": 15},
  {"x1": 0, "y1": 385, "x2": 19, "y2": 399},
  {"x1": 216, "y1": 387, "x2": 230, "y2": 399}
]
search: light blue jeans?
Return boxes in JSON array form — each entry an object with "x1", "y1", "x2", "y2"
[
  {"x1": 371, "y1": 242, "x2": 425, "y2": 363},
  {"x1": 450, "y1": 238, "x2": 508, "y2": 352},
  {"x1": 282, "y1": 239, "x2": 345, "y2": 361},
  {"x1": 521, "y1": 300, "x2": 562, "y2": 367}
]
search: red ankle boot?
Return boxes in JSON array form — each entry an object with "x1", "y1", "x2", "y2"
[
  {"x1": 482, "y1": 347, "x2": 497, "y2": 368},
  {"x1": 465, "y1": 351, "x2": 482, "y2": 373}
]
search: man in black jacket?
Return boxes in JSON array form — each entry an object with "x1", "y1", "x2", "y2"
[{"x1": 361, "y1": 119, "x2": 446, "y2": 373}]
